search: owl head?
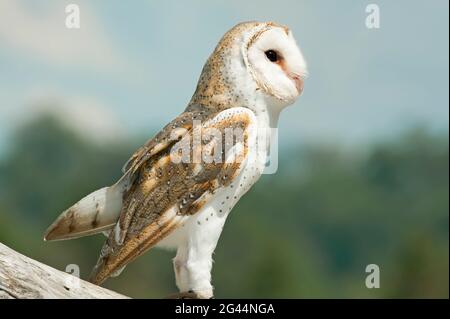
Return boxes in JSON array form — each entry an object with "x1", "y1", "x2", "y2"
[{"x1": 190, "y1": 21, "x2": 308, "y2": 112}]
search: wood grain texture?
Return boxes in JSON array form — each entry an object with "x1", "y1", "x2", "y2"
[{"x1": 0, "y1": 243, "x2": 128, "y2": 299}]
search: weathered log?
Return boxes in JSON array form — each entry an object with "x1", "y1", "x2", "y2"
[{"x1": 0, "y1": 243, "x2": 128, "y2": 299}]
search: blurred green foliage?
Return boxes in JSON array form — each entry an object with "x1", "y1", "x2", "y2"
[{"x1": 0, "y1": 114, "x2": 448, "y2": 298}]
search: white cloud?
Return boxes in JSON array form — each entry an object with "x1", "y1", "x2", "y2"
[
  {"x1": 0, "y1": 0, "x2": 126, "y2": 72},
  {"x1": 21, "y1": 87, "x2": 128, "y2": 144}
]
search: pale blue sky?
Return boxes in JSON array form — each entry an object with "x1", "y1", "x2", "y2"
[{"x1": 0, "y1": 0, "x2": 448, "y2": 153}]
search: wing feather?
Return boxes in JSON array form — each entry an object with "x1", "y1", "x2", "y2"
[{"x1": 90, "y1": 107, "x2": 257, "y2": 285}]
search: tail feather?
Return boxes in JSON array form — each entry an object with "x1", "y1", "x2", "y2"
[{"x1": 44, "y1": 185, "x2": 123, "y2": 241}]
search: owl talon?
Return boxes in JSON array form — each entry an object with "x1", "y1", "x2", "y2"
[
  {"x1": 164, "y1": 291, "x2": 198, "y2": 299},
  {"x1": 164, "y1": 291, "x2": 213, "y2": 299}
]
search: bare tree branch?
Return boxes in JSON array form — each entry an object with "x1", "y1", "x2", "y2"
[{"x1": 0, "y1": 243, "x2": 129, "y2": 299}]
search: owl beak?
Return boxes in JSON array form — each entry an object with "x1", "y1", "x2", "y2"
[{"x1": 291, "y1": 74, "x2": 304, "y2": 95}]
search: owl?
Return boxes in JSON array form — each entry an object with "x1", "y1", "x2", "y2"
[{"x1": 44, "y1": 21, "x2": 308, "y2": 299}]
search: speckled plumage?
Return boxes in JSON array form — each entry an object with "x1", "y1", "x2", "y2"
[{"x1": 44, "y1": 21, "x2": 308, "y2": 298}]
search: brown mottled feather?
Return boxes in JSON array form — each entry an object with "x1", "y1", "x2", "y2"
[{"x1": 90, "y1": 109, "x2": 253, "y2": 284}]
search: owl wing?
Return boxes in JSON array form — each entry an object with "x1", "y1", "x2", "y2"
[{"x1": 89, "y1": 107, "x2": 258, "y2": 285}]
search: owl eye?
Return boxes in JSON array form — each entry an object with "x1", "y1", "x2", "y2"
[{"x1": 265, "y1": 50, "x2": 279, "y2": 62}]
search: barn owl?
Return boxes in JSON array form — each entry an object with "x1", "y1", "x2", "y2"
[{"x1": 44, "y1": 21, "x2": 307, "y2": 299}]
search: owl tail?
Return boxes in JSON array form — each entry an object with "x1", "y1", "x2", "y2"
[{"x1": 44, "y1": 182, "x2": 125, "y2": 241}]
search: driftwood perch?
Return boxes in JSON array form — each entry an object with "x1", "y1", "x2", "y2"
[{"x1": 0, "y1": 243, "x2": 128, "y2": 299}]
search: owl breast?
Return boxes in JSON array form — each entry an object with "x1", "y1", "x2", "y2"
[
  {"x1": 156, "y1": 154, "x2": 265, "y2": 250},
  {"x1": 156, "y1": 104, "x2": 272, "y2": 250}
]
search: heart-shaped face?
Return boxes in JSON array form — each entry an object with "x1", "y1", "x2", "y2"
[{"x1": 246, "y1": 24, "x2": 308, "y2": 105}]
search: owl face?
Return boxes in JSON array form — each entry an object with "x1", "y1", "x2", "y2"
[
  {"x1": 245, "y1": 25, "x2": 308, "y2": 105},
  {"x1": 188, "y1": 22, "x2": 308, "y2": 112}
]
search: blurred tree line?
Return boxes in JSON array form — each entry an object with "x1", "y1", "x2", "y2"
[{"x1": 0, "y1": 113, "x2": 448, "y2": 298}]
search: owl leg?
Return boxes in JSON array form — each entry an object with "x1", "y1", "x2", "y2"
[
  {"x1": 183, "y1": 248, "x2": 214, "y2": 299},
  {"x1": 171, "y1": 242, "x2": 214, "y2": 299},
  {"x1": 168, "y1": 209, "x2": 226, "y2": 299},
  {"x1": 173, "y1": 244, "x2": 189, "y2": 293}
]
